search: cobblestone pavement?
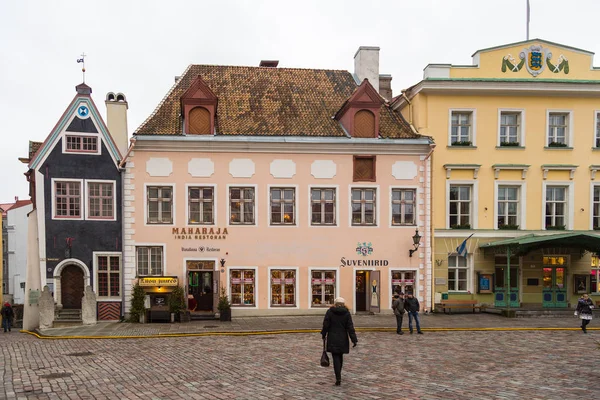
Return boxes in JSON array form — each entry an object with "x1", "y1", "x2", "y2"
[{"x1": 1, "y1": 328, "x2": 598, "y2": 399}]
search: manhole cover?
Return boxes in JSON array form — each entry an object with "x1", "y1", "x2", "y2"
[
  {"x1": 41, "y1": 372, "x2": 72, "y2": 379},
  {"x1": 203, "y1": 325, "x2": 219, "y2": 328},
  {"x1": 66, "y1": 351, "x2": 94, "y2": 357}
]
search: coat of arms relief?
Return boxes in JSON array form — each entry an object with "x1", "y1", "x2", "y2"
[{"x1": 501, "y1": 44, "x2": 569, "y2": 76}]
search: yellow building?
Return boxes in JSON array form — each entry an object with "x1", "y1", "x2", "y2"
[{"x1": 393, "y1": 39, "x2": 600, "y2": 311}]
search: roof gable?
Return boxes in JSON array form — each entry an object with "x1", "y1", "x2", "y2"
[{"x1": 28, "y1": 88, "x2": 122, "y2": 170}]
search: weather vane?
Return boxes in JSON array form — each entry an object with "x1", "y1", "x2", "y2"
[{"x1": 77, "y1": 52, "x2": 86, "y2": 83}]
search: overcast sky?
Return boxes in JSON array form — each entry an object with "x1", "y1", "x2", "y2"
[{"x1": 1, "y1": 0, "x2": 599, "y2": 202}]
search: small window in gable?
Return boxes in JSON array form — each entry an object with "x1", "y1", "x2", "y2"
[
  {"x1": 189, "y1": 107, "x2": 211, "y2": 135},
  {"x1": 354, "y1": 110, "x2": 376, "y2": 138},
  {"x1": 65, "y1": 135, "x2": 98, "y2": 153},
  {"x1": 353, "y1": 155, "x2": 376, "y2": 182}
]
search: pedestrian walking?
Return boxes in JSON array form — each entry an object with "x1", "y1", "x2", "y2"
[
  {"x1": 392, "y1": 292, "x2": 405, "y2": 335},
  {"x1": 1, "y1": 302, "x2": 14, "y2": 333},
  {"x1": 404, "y1": 292, "x2": 423, "y2": 334},
  {"x1": 574, "y1": 293, "x2": 594, "y2": 333},
  {"x1": 321, "y1": 297, "x2": 358, "y2": 386}
]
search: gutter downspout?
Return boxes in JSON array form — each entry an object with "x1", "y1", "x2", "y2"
[
  {"x1": 118, "y1": 137, "x2": 136, "y2": 169},
  {"x1": 118, "y1": 137, "x2": 135, "y2": 318},
  {"x1": 424, "y1": 143, "x2": 435, "y2": 311}
]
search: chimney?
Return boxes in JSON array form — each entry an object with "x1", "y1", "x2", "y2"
[
  {"x1": 105, "y1": 92, "x2": 129, "y2": 159},
  {"x1": 379, "y1": 74, "x2": 393, "y2": 101},
  {"x1": 354, "y1": 46, "x2": 380, "y2": 93},
  {"x1": 259, "y1": 60, "x2": 279, "y2": 67}
]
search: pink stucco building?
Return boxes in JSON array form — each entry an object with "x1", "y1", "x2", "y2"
[{"x1": 122, "y1": 48, "x2": 434, "y2": 318}]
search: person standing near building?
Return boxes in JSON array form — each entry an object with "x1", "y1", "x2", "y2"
[
  {"x1": 404, "y1": 292, "x2": 423, "y2": 334},
  {"x1": 392, "y1": 292, "x2": 405, "y2": 335},
  {"x1": 574, "y1": 293, "x2": 594, "y2": 333},
  {"x1": 321, "y1": 297, "x2": 358, "y2": 386},
  {"x1": 1, "y1": 302, "x2": 14, "y2": 333}
]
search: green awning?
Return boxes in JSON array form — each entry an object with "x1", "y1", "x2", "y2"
[{"x1": 479, "y1": 232, "x2": 600, "y2": 255}]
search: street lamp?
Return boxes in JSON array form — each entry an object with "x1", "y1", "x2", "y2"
[{"x1": 409, "y1": 229, "x2": 422, "y2": 257}]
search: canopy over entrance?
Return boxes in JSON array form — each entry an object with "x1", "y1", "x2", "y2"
[{"x1": 479, "y1": 232, "x2": 600, "y2": 256}]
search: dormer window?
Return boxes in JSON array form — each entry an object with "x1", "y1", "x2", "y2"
[
  {"x1": 64, "y1": 135, "x2": 99, "y2": 153},
  {"x1": 189, "y1": 107, "x2": 211, "y2": 135},
  {"x1": 354, "y1": 110, "x2": 376, "y2": 138}
]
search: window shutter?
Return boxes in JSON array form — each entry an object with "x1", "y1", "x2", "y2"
[
  {"x1": 354, "y1": 110, "x2": 376, "y2": 138},
  {"x1": 353, "y1": 156, "x2": 375, "y2": 181},
  {"x1": 189, "y1": 107, "x2": 211, "y2": 135}
]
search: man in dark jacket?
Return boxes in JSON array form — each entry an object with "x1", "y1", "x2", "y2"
[
  {"x1": 392, "y1": 293, "x2": 405, "y2": 334},
  {"x1": 1, "y1": 302, "x2": 14, "y2": 333},
  {"x1": 321, "y1": 297, "x2": 358, "y2": 386},
  {"x1": 404, "y1": 292, "x2": 422, "y2": 334}
]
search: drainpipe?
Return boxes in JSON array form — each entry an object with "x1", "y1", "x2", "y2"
[
  {"x1": 118, "y1": 137, "x2": 136, "y2": 169},
  {"x1": 424, "y1": 143, "x2": 435, "y2": 311},
  {"x1": 118, "y1": 137, "x2": 135, "y2": 319}
]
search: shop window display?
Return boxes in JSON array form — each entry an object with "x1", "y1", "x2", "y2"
[
  {"x1": 391, "y1": 270, "x2": 415, "y2": 295},
  {"x1": 230, "y1": 269, "x2": 255, "y2": 306},
  {"x1": 271, "y1": 270, "x2": 296, "y2": 306},
  {"x1": 311, "y1": 270, "x2": 336, "y2": 307}
]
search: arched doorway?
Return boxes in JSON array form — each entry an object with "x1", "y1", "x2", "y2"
[{"x1": 61, "y1": 265, "x2": 85, "y2": 309}]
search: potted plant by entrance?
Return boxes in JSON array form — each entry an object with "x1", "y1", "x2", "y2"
[
  {"x1": 168, "y1": 285, "x2": 186, "y2": 323},
  {"x1": 130, "y1": 284, "x2": 146, "y2": 323},
  {"x1": 218, "y1": 286, "x2": 232, "y2": 322}
]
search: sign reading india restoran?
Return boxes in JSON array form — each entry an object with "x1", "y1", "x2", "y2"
[
  {"x1": 138, "y1": 277, "x2": 179, "y2": 287},
  {"x1": 172, "y1": 227, "x2": 229, "y2": 240}
]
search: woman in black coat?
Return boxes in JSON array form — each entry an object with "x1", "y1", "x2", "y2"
[
  {"x1": 321, "y1": 297, "x2": 358, "y2": 386},
  {"x1": 575, "y1": 293, "x2": 594, "y2": 333}
]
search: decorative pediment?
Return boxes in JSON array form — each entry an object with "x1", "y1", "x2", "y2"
[
  {"x1": 181, "y1": 75, "x2": 218, "y2": 135},
  {"x1": 180, "y1": 75, "x2": 218, "y2": 105},
  {"x1": 335, "y1": 79, "x2": 384, "y2": 138}
]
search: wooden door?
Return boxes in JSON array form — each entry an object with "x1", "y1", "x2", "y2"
[{"x1": 61, "y1": 265, "x2": 84, "y2": 309}]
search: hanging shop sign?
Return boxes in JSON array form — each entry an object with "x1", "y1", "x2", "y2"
[
  {"x1": 138, "y1": 277, "x2": 179, "y2": 287},
  {"x1": 172, "y1": 227, "x2": 229, "y2": 240},
  {"x1": 340, "y1": 242, "x2": 389, "y2": 267}
]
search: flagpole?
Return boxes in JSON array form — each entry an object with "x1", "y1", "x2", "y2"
[{"x1": 526, "y1": 0, "x2": 530, "y2": 40}]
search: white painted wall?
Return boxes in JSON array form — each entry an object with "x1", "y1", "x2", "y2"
[{"x1": 7, "y1": 203, "x2": 32, "y2": 304}]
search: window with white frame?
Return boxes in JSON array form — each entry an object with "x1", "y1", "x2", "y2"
[
  {"x1": 97, "y1": 254, "x2": 120, "y2": 297},
  {"x1": 391, "y1": 270, "x2": 415, "y2": 295},
  {"x1": 547, "y1": 113, "x2": 569, "y2": 146},
  {"x1": 136, "y1": 246, "x2": 163, "y2": 276},
  {"x1": 88, "y1": 182, "x2": 114, "y2": 219},
  {"x1": 229, "y1": 187, "x2": 255, "y2": 225},
  {"x1": 270, "y1": 187, "x2": 295, "y2": 225},
  {"x1": 499, "y1": 112, "x2": 521, "y2": 145},
  {"x1": 188, "y1": 187, "x2": 213, "y2": 224},
  {"x1": 450, "y1": 111, "x2": 473, "y2": 145},
  {"x1": 391, "y1": 189, "x2": 415, "y2": 225},
  {"x1": 55, "y1": 181, "x2": 81, "y2": 218},
  {"x1": 448, "y1": 255, "x2": 468, "y2": 291},
  {"x1": 596, "y1": 112, "x2": 600, "y2": 148},
  {"x1": 311, "y1": 270, "x2": 336, "y2": 307},
  {"x1": 230, "y1": 269, "x2": 255, "y2": 306},
  {"x1": 545, "y1": 186, "x2": 567, "y2": 229},
  {"x1": 593, "y1": 186, "x2": 600, "y2": 230},
  {"x1": 497, "y1": 186, "x2": 519, "y2": 229},
  {"x1": 352, "y1": 188, "x2": 376, "y2": 226},
  {"x1": 147, "y1": 186, "x2": 173, "y2": 224},
  {"x1": 270, "y1": 269, "x2": 296, "y2": 306},
  {"x1": 449, "y1": 185, "x2": 471, "y2": 228},
  {"x1": 311, "y1": 188, "x2": 336, "y2": 225},
  {"x1": 65, "y1": 135, "x2": 98, "y2": 153},
  {"x1": 591, "y1": 256, "x2": 600, "y2": 293}
]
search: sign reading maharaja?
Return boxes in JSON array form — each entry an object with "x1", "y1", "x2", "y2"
[
  {"x1": 501, "y1": 44, "x2": 569, "y2": 76},
  {"x1": 172, "y1": 227, "x2": 229, "y2": 240}
]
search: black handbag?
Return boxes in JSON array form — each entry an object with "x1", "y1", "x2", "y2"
[{"x1": 320, "y1": 338, "x2": 330, "y2": 367}]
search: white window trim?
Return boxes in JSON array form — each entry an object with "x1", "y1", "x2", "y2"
[
  {"x1": 226, "y1": 184, "x2": 258, "y2": 228},
  {"x1": 546, "y1": 109, "x2": 574, "y2": 147},
  {"x1": 497, "y1": 108, "x2": 526, "y2": 147},
  {"x1": 448, "y1": 108, "x2": 477, "y2": 146},
  {"x1": 388, "y1": 185, "x2": 420, "y2": 228},
  {"x1": 307, "y1": 185, "x2": 339, "y2": 228},
  {"x1": 447, "y1": 253, "x2": 472, "y2": 293},
  {"x1": 93, "y1": 251, "x2": 122, "y2": 301},
  {"x1": 267, "y1": 266, "x2": 300, "y2": 310},
  {"x1": 267, "y1": 184, "x2": 299, "y2": 228},
  {"x1": 61, "y1": 132, "x2": 102, "y2": 156},
  {"x1": 185, "y1": 183, "x2": 217, "y2": 226},
  {"x1": 308, "y1": 266, "x2": 340, "y2": 310},
  {"x1": 51, "y1": 178, "x2": 84, "y2": 220},
  {"x1": 226, "y1": 266, "x2": 258, "y2": 309},
  {"x1": 348, "y1": 184, "x2": 380, "y2": 227},
  {"x1": 134, "y1": 243, "x2": 166, "y2": 277},
  {"x1": 388, "y1": 268, "x2": 418, "y2": 308},
  {"x1": 493, "y1": 181, "x2": 527, "y2": 230},
  {"x1": 594, "y1": 110, "x2": 600, "y2": 148},
  {"x1": 589, "y1": 182, "x2": 600, "y2": 230},
  {"x1": 85, "y1": 179, "x2": 117, "y2": 221},
  {"x1": 143, "y1": 183, "x2": 176, "y2": 227},
  {"x1": 541, "y1": 181, "x2": 574, "y2": 230},
  {"x1": 445, "y1": 180, "x2": 479, "y2": 229}
]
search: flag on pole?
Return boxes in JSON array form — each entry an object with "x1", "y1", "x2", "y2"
[
  {"x1": 77, "y1": 58, "x2": 84, "y2": 63},
  {"x1": 456, "y1": 234, "x2": 474, "y2": 258}
]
